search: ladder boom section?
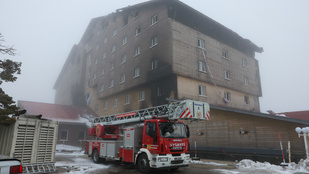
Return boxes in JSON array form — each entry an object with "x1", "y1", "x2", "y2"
[
  {"x1": 93, "y1": 104, "x2": 170, "y2": 126},
  {"x1": 93, "y1": 100, "x2": 210, "y2": 126}
]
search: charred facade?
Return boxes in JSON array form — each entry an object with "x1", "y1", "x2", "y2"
[{"x1": 54, "y1": 0, "x2": 263, "y2": 116}]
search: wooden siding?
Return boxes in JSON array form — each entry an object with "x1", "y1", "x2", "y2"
[{"x1": 187, "y1": 108, "x2": 307, "y2": 159}]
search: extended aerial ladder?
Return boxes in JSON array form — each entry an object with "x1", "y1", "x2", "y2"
[{"x1": 92, "y1": 100, "x2": 210, "y2": 126}]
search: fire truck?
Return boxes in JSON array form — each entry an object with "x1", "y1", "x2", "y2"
[{"x1": 86, "y1": 100, "x2": 210, "y2": 173}]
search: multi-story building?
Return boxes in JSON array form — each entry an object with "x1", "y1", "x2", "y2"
[{"x1": 54, "y1": 0, "x2": 263, "y2": 116}]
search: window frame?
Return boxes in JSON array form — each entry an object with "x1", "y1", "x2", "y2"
[
  {"x1": 198, "y1": 61, "x2": 207, "y2": 72},
  {"x1": 244, "y1": 96, "x2": 250, "y2": 105},
  {"x1": 224, "y1": 69, "x2": 231, "y2": 80},
  {"x1": 151, "y1": 14, "x2": 158, "y2": 26},
  {"x1": 198, "y1": 38, "x2": 205, "y2": 49},
  {"x1": 104, "y1": 101, "x2": 108, "y2": 109},
  {"x1": 139, "y1": 91, "x2": 145, "y2": 101},
  {"x1": 109, "y1": 79, "x2": 114, "y2": 88},
  {"x1": 122, "y1": 36, "x2": 127, "y2": 45},
  {"x1": 120, "y1": 74, "x2": 126, "y2": 84},
  {"x1": 134, "y1": 46, "x2": 140, "y2": 56},
  {"x1": 121, "y1": 54, "x2": 127, "y2": 64},
  {"x1": 198, "y1": 85, "x2": 206, "y2": 97},
  {"x1": 100, "y1": 83, "x2": 104, "y2": 92},
  {"x1": 134, "y1": 67, "x2": 140, "y2": 78},
  {"x1": 125, "y1": 95, "x2": 130, "y2": 105},
  {"x1": 151, "y1": 59, "x2": 158, "y2": 70},
  {"x1": 244, "y1": 76, "x2": 249, "y2": 86},
  {"x1": 150, "y1": 35, "x2": 158, "y2": 47},
  {"x1": 135, "y1": 26, "x2": 141, "y2": 36},
  {"x1": 114, "y1": 98, "x2": 118, "y2": 107},
  {"x1": 224, "y1": 91, "x2": 231, "y2": 102},
  {"x1": 222, "y1": 49, "x2": 228, "y2": 59},
  {"x1": 60, "y1": 130, "x2": 68, "y2": 141}
]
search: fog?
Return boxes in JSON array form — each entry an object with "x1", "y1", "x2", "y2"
[{"x1": 1, "y1": 0, "x2": 308, "y2": 113}]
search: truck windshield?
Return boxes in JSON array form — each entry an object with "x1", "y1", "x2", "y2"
[{"x1": 159, "y1": 122, "x2": 187, "y2": 138}]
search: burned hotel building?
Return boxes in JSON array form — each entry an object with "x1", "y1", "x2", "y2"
[{"x1": 54, "y1": 0, "x2": 263, "y2": 116}]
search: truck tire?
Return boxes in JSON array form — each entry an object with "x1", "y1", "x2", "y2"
[
  {"x1": 137, "y1": 153, "x2": 150, "y2": 173},
  {"x1": 92, "y1": 149, "x2": 100, "y2": 163}
]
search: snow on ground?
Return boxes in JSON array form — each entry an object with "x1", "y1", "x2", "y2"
[
  {"x1": 190, "y1": 160, "x2": 228, "y2": 166},
  {"x1": 55, "y1": 144, "x2": 110, "y2": 173},
  {"x1": 55, "y1": 154, "x2": 109, "y2": 174},
  {"x1": 213, "y1": 159, "x2": 309, "y2": 174},
  {"x1": 55, "y1": 145, "x2": 309, "y2": 174}
]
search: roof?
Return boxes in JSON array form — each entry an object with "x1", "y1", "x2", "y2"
[
  {"x1": 279, "y1": 110, "x2": 309, "y2": 121},
  {"x1": 210, "y1": 104, "x2": 309, "y2": 125},
  {"x1": 17, "y1": 100, "x2": 98, "y2": 122}
]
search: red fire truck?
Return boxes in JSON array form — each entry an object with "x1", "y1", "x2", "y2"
[{"x1": 86, "y1": 100, "x2": 210, "y2": 173}]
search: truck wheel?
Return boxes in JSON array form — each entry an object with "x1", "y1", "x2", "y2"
[
  {"x1": 137, "y1": 153, "x2": 150, "y2": 173},
  {"x1": 92, "y1": 149, "x2": 100, "y2": 163}
]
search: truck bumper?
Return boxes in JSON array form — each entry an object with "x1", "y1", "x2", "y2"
[{"x1": 149, "y1": 153, "x2": 190, "y2": 169}]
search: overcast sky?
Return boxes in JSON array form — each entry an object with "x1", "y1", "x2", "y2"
[{"x1": 1, "y1": 0, "x2": 308, "y2": 113}]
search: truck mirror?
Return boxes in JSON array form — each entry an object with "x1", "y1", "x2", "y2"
[{"x1": 185, "y1": 125, "x2": 190, "y2": 138}]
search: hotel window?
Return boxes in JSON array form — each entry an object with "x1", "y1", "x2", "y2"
[
  {"x1": 198, "y1": 85, "x2": 206, "y2": 96},
  {"x1": 244, "y1": 96, "x2": 250, "y2": 105},
  {"x1": 100, "y1": 83, "x2": 104, "y2": 92},
  {"x1": 94, "y1": 58, "x2": 98, "y2": 65},
  {"x1": 224, "y1": 69, "x2": 230, "y2": 80},
  {"x1": 93, "y1": 73, "x2": 96, "y2": 80},
  {"x1": 114, "y1": 98, "x2": 118, "y2": 107},
  {"x1": 79, "y1": 131, "x2": 85, "y2": 140},
  {"x1": 104, "y1": 101, "x2": 108, "y2": 109},
  {"x1": 150, "y1": 36, "x2": 158, "y2": 47},
  {"x1": 222, "y1": 49, "x2": 228, "y2": 58},
  {"x1": 134, "y1": 46, "x2": 140, "y2": 56},
  {"x1": 134, "y1": 67, "x2": 140, "y2": 78},
  {"x1": 151, "y1": 14, "x2": 158, "y2": 25},
  {"x1": 120, "y1": 74, "x2": 126, "y2": 84},
  {"x1": 198, "y1": 61, "x2": 207, "y2": 72},
  {"x1": 198, "y1": 39, "x2": 205, "y2": 49},
  {"x1": 224, "y1": 91, "x2": 231, "y2": 102},
  {"x1": 112, "y1": 44, "x2": 116, "y2": 53},
  {"x1": 242, "y1": 58, "x2": 247, "y2": 67},
  {"x1": 96, "y1": 44, "x2": 99, "y2": 50},
  {"x1": 133, "y1": 11, "x2": 139, "y2": 18},
  {"x1": 139, "y1": 91, "x2": 145, "y2": 101},
  {"x1": 103, "y1": 51, "x2": 107, "y2": 59},
  {"x1": 151, "y1": 59, "x2": 158, "y2": 70},
  {"x1": 121, "y1": 54, "x2": 127, "y2": 64},
  {"x1": 60, "y1": 130, "x2": 68, "y2": 141},
  {"x1": 101, "y1": 68, "x2": 105, "y2": 75},
  {"x1": 135, "y1": 27, "x2": 141, "y2": 36},
  {"x1": 157, "y1": 86, "x2": 163, "y2": 96},
  {"x1": 122, "y1": 36, "x2": 127, "y2": 45},
  {"x1": 113, "y1": 28, "x2": 117, "y2": 36},
  {"x1": 125, "y1": 95, "x2": 130, "y2": 105},
  {"x1": 110, "y1": 61, "x2": 115, "y2": 70},
  {"x1": 109, "y1": 79, "x2": 114, "y2": 88},
  {"x1": 244, "y1": 76, "x2": 249, "y2": 86},
  {"x1": 104, "y1": 37, "x2": 108, "y2": 44}
]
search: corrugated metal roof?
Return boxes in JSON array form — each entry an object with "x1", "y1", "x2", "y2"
[
  {"x1": 17, "y1": 100, "x2": 98, "y2": 121},
  {"x1": 210, "y1": 104, "x2": 309, "y2": 125}
]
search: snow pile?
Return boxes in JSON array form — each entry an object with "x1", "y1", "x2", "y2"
[
  {"x1": 235, "y1": 159, "x2": 309, "y2": 174},
  {"x1": 56, "y1": 144, "x2": 83, "y2": 152},
  {"x1": 190, "y1": 160, "x2": 228, "y2": 166}
]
